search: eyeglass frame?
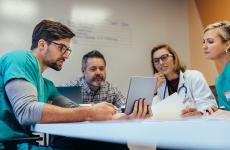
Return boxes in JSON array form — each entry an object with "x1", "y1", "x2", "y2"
[
  {"x1": 46, "y1": 40, "x2": 72, "y2": 56},
  {"x1": 152, "y1": 53, "x2": 173, "y2": 65}
]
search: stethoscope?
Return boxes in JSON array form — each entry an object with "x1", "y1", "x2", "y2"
[{"x1": 163, "y1": 82, "x2": 188, "y2": 99}]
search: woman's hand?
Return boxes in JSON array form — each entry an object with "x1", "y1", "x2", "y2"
[
  {"x1": 153, "y1": 72, "x2": 166, "y2": 94},
  {"x1": 205, "y1": 106, "x2": 218, "y2": 114},
  {"x1": 181, "y1": 108, "x2": 202, "y2": 117}
]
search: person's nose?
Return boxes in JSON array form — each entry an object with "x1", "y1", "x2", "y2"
[
  {"x1": 62, "y1": 52, "x2": 69, "y2": 59},
  {"x1": 96, "y1": 68, "x2": 101, "y2": 74},
  {"x1": 159, "y1": 59, "x2": 164, "y2": 65},
  {"x1": 202, "y1": 42, "x2": 207, "y2": 50}
]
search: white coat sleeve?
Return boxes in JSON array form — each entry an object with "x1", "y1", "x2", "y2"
[{"x1": 187, "y1": 70, "x2": 217, "y2": 111}]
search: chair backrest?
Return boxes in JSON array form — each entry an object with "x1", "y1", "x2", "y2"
[
  {"x1": 209, "y1": 85, "x2": 217, "y2": 100},
  {"x1": 56, "y1": 86, "x2": 83, "y2": 104}
]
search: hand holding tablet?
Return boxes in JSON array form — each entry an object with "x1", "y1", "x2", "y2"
[
  {"x1": 124, "y1": 76, "x2": 157, "y2": 115},
  {"x1": 114, "y1": 99, "x2": 152, "y2": 119}
]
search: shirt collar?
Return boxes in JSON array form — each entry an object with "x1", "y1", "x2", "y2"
[{"x1": 178, "y1": 71, "x2": 186, "y2": 89}]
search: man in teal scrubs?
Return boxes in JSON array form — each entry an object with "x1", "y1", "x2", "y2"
[
  {"x1": 0, "y1": 19, "x2": 78, "y2": 149},
  {"x1": 0, "y1": 19, "x2": 152, "y2": 149}
]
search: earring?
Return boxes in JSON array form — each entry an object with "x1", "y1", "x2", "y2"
[
  {"x1": 228, "y1": 47, "x2": 230, "y2": 52},
  {"x1": 226, "y1": 47, "x2": 230, "y2": 53}
]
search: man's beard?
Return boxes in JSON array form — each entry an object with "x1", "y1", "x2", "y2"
[
  {"x1": 44, "y1": 47, "x2": 65, "y2": 71},
  {"x1": 86, "y1": 74, "x2": 105, "y2": 87},
  {"x1": 46, "y1": 58, "x2": 65, "y2": 71}
]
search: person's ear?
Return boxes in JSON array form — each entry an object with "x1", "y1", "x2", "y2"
[
  {"x1": 37, "y1": 39, "x2": 47, "y2": 52},
  {"x1": 81, "y1": 67, "x2": 85, "y2": 74},
  {"x1": 227, "y1": 47, "x2": 230, "y2": 52},
  {"x1": 225, "y1": 41, "x2": 230, "y2": 52}
]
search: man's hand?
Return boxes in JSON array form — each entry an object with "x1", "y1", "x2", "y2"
[
  {"x1": 113, "y1": 99, "x2": 153, "y2": 120},
  {"x1": 181, "y1": 108, "x2": 202, "y2": 117},
  {"x1": 88, "y1": 102, "x2": 116, "y2": 121}
]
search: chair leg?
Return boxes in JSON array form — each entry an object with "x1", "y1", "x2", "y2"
[{"x1": 44, "y1": 133, "x2": 47, "y2": 146}]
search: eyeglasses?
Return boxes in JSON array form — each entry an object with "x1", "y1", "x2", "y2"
[
  {"x1": 152, "y1": 54, "x2": 173, "y2": 65},
  {"x1": 47, "y1": 40, "x2": 72, "y2": 57}
]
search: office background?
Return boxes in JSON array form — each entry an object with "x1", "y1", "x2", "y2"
[{"x1": 0, "y1": 0, "x2": 228, "y2": 95}]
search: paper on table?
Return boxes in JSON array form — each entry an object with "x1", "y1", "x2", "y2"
[
  {"x1": 151, "y1": 93, "x2": 185, "y2": 120},
  {"x1": 79, "y1": 104, "x2": 92, "y2": 107}
]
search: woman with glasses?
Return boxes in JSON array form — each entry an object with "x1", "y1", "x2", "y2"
[
  {"x1": 151, "y1": 44, "x2": 217, "y2": 116},
  {"x1": 203, "y1": 21, "x2": 230, "y2": 114}
]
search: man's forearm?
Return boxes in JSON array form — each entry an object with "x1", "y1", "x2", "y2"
[
  {"x1": 41, "y1": 102, "x2": 118, "y2": 123},
  {"x1": 6, "y1": 79, "x2": 91, "y2": 124},
  {"x1": 40, "y1": 103, "x2": 92, "y2": 123},
  {"x1": 6, "y1": 79, "x2": 114, "y2": 124}
]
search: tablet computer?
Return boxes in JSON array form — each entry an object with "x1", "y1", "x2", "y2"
[{"x1": 124, "y1": 76, "x2": 157, "y2": 114}]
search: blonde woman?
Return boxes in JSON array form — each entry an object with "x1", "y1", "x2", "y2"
[{"x1": 203, "y1": 21, "x2": 230, "y2": 112}]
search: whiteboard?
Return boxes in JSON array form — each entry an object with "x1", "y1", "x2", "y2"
[{"x1": 0, "y1": 0, "x2": 189, "y2": 95}]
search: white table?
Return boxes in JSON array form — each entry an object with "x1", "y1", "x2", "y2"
[{"x1": 32, "y1": 119, "x2": 230, "y2": 150}]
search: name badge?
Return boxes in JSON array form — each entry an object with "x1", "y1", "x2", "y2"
[{"x1": 224, "y1": 91, "x2": 230, "y2": 102}]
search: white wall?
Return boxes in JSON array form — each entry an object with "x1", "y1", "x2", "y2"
[{"x1": 0, "y1": 0, "x2": 189, "y2": 95}]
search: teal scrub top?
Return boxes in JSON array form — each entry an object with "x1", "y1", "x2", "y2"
[
  {"x1": 216, "y1": 61, "x2": 230, "y2": 110},
  {"x1": 0, "y1": 50, "x2": 60, "y2": 147}
]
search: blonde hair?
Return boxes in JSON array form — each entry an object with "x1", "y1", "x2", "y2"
[
  {"x1": 151, "y1": 44, "x2": 186, "y2": 74},
  {"x1": 204, "y1": 21, "x2": 230, "y2": 42}
]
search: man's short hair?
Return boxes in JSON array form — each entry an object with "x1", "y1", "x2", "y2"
[
  {"x1": 31, "y1": 19, "x2": 75, "y2": 50},
  {"x1": 81, "y1": 50, "x2": 106, "y2": 71}
]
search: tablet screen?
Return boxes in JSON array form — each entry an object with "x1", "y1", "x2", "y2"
[{"x1": 124, "y1": 76, "x2": 157, "y2": 114}]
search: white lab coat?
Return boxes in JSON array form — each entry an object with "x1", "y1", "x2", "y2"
[{"x1": 153, "y1": 70, "x2": 217, "y2": 111}]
